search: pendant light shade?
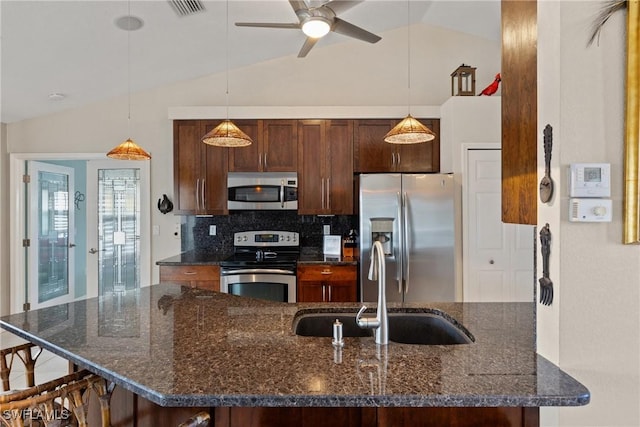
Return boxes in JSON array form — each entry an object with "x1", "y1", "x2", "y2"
[
  {"x1": 385, "y1": 0, "x2": 436, "y2": 145},
  {"x1": 202, "y1": 0, "x2": 253, "y2": 148},
  {"x1": 384, "y1": 114, "x2": 435, "y2": 144},
  {"x1": 107, "y1": 138, "x2": 152, "y2": 160},
  {"x1": 202, "y1": 120, "x2": 253, "y2": 147},
  {"x1": 107, "y1": 1, "x2": 151, "y2": 160}
]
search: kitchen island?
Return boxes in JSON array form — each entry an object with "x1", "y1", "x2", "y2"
[{"x1": 0, "y1": 284, "x2": 589, "y2": 426}]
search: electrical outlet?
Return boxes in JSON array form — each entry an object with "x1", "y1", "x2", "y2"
[
  {"x1": 173, "y1": 223, "x2": 181, "y2": 240},
  {"x1": 152, "y1": 225, "x2": 160, "y2": 236},
  {"x1": 323, "y1": 225, "x2": 331, "y2": 235},
  {"x1": 209, "y1": 225, "x2": 217, "y2": 236}
]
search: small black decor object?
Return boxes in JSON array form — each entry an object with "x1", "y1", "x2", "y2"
[
  {"x1": 158, "y1": 194, "x2": 174, "y2": 214},
  {"x1": 539, "y1": 124, "x2": 554, "y2": 203},
  {"x1": 539, "y1": 224, "x2": 553, "y2": 306},
  {"x1": 74, "y1": 191, "x2": 85, "y2": 210}
]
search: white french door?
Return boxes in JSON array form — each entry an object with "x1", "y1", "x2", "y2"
[
  {"x1": 27, "y1": 161, "x2": 75, "y2": 309},
  {"x1": 86, "y1": 160, "x2": 150, "y2": 298}
]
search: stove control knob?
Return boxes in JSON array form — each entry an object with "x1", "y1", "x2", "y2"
[
  {"x1": 286, "y1": 236, "x2": 291, "y2": 241},
  {"x1": 242, "y1": 236, "x2": 248, "y2": 242}
]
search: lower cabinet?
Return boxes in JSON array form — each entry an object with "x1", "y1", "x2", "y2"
[
  {"x1": 213, "y1": 407, "x2": 540, "y2": 427},
  {"x1": 158, "y1": 265, "x2": 220, "y2": 292},
  {"x1": 297, "y1": 265, "x2": 357, "y2": 303}
]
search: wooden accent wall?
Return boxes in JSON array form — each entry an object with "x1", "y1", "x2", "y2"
[{"x1": 501, "y1": 0, "x2": 538, "y2": 225}]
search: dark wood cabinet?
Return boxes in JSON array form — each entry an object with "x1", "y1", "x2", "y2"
[
  {"x1": 173, "y1": 120, "x2": 228, "y2": 215},
  {"x1": 297, "y1": 265, "x2": 357, "y2": 303},
  {"x1": 213, "y1": 407, "x2": 539, "y2": 427},
  {"x1": 353, "y1": 119, "x2": 440, "y2": 173},
  {"x1": 228, "y1": 119, "x2": 297, "y2": 172},
  {"x1": 159, "y1": 265, "x2": 220, "y2": 292},
  {"x1": 298, "y1": 119, "x2": 354, "y2": 215}
]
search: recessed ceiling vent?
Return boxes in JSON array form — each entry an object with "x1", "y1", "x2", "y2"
[{"x1": 168, "y1": 0, "x2": 205, "y2": 17}]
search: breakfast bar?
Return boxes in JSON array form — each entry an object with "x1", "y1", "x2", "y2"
[{"x1": 0, "y1": 284, "x2": 589, "y2": 426}]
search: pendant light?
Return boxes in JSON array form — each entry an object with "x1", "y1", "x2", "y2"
[
  {"x1": 107, "y1": 1, "x2": 151, "y2": 160},
  {"x1": 201, "y1": 0, "x2": 253, "y2": 147},
  {"x1": 384, "y1": 1, "x2": 435, "y2": 144}
]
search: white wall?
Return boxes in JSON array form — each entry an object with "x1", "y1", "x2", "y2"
[{"x1": 538, "y1": 2, "x2": 640, "y2": 426}]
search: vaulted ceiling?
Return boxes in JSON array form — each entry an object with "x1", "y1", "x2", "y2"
[{"x1": 0, "y1": 1, "x2": 500, "y2": 124}]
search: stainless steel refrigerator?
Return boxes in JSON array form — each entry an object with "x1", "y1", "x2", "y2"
[{"x1": 359, "y1": 173, "x2": 456, "y2": 303}]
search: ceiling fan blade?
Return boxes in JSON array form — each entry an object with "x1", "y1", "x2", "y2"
[
  {"x1": 331, "y1": 17, "x2": 381, "y2": 43},
  {"x1": 323, "y1": 0, "x2": 364, "y2": 16},
  {"x1": 235, "y1": 22, "x2": 301, "y2": 29},
  {"x1": 298, "y1": 37, "x2": 320, "y2": 57},
  {"x1": 289, "y1": 0, "x2": 308, "y2": 13}
]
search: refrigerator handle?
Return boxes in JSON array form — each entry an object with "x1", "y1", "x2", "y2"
[
  {"x1": 396, "y1": 192, "x2": 403, "y2": 294},
  {"x1": 403, "y1": 191, "x2": 410, "y2": 294}
]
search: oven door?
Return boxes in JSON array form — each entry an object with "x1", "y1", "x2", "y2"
[{"x1": 220, "y1": 268, "x2": 296, "y2": 303}]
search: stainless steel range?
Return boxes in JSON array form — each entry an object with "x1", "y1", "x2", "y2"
[{"x1": 220, "y1": 231, "x2": 299, "y2": 303}]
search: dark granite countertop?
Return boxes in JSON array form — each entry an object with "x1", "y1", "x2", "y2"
[
  {"x1": 0, "y1": 284, "x2": 589, "y2": 408},
  {"x1": 156, "y1": 251, "x2": 232, "y2": 265}
]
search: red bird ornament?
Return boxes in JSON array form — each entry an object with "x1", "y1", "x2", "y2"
[{"x1": 479, "y1": 73, "x2": 501, "y2": 96}]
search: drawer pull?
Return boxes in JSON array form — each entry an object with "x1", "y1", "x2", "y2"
[
  {"x1": 321, "y1": 270, "x2": 333, "y2": 275},
  {"x1": 183, "y1": 271, "x2": 198, "y2": 275}
]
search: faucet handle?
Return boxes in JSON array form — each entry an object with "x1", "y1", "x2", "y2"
[
  {"x1": 356, "y1": 305, "x2": 368, "y2": 323},
  {"x1": 356, "y1": 305, "x2": 380, "y2": 329}
]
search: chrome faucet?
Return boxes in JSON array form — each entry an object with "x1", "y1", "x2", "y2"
[{"x1": 356, "y1": 241, "x2": 388, "y2": 345}]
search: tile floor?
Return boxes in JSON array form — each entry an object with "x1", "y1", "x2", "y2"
[{"x1": 0, "y1": 330, "x2": 69, "y2": 390}]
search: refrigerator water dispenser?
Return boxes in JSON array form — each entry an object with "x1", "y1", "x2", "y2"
[{"x1": 370, "y1": 218, "x2": 394, "y2": 256}]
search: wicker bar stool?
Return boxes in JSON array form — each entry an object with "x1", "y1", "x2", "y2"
[
  {"x1": 178, "y1": 411, "x2": 210, "y2": 427},
  {"x1": 0, "y1": 343, "x2": 43, "y2": 391},
  {"x1": 0, "y1": 368, "x2": 113, "y2": 427}
]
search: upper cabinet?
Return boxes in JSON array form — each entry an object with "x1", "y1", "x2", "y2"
[
  {"x1": 173, "y1": 120, "x2": 228, "y2": 215},
  {"x1": 228, "y1": 119, "x2": 298, "y2": 172},
  {"x1": 353, "y1": 119, "x2": 440, "y2": 173},
  {"x1": 298, "y1": 120, "x2": 354, "y2": 215}
]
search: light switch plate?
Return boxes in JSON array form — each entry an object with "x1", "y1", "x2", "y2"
[
  {"x1": 209, "y1": 225, "x2": 217, "y2": 236},
  {"x1": 323, "y1": 225, "x2": 331, "y2": 235}
]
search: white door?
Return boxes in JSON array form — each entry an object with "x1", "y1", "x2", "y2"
[
  {"x1": 28, "y1": 161, "x2": 75, "y2": 309},
  {"x1": 86, "y1": 160, "x2": 150, "y2": 299},
  {"x1": 464, "y1": 149, "x2": 534, "y2": 302}
]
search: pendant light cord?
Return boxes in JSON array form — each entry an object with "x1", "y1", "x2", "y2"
[
  {"x1": 127, "y1": 0, "x2": 132, "y2": 137},
  {"x1": 225, "y1": 0, "x2": 230, "y2": 120},
  {"x1": 407, "y1": 0, "x2": 411, "y2": 115}
]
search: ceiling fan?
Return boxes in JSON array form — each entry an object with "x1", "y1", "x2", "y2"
[{"x1": 235, "y1": 0, "x2": 382, "y2": 58}]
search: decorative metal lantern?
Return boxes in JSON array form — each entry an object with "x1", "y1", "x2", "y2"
[{"x1": 450, "y1": 64, "x2": 476, "y2": 96}]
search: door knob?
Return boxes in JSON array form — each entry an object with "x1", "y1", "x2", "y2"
[
  {"x1": 68, "y1": 243, "x2": 76, "y2": 248},
  {"x1": 89, "y1": 248, "x2": 98, "y2": 254}
]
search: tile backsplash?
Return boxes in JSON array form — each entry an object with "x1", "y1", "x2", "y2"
[{"x1": 181, "y1": 211, "x2": 357, "y2": 254}]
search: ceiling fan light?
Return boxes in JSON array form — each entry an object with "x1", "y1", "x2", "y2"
[
  {"x1": 107, "y1": 138, "x2": 152, "y2": 160},
  {"x1": 384, "y1": 115, "x2": 436, "y2": 144},
  {"x1": 202, "y1": 119, "x2": 253, "y2": 147},
  {"x1": 302, "y1": 17, "x2": 331, "y2": 38}
]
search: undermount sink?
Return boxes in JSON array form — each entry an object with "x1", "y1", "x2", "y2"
[{"x1": 292, "y1": 310, "x2": 474, "y2": 345}]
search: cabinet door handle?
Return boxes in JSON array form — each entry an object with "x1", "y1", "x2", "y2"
[
  {"x1": 258, "y1": 153, "x2": 262, "y2": 169},
  {"x1": 396, "y1": 152, "x2": 400, "y2": 165},
  {"x1": 326, "y1": 178, "x2": 331, "y2": 210},
  {"x1": 264, "y1": 152, "x2": 268, "y2": 170},
  {"x1": 328, "y1": 285, "x2": 332, "y2": 302},
  {"x1": 195, "y1": 179, "x2": 200, "y2": 211},
  {"x1": 322, "y1": 285, "x2": 326, "y2": 302},
  {"x1": 201, "y1": 179, "x2": 206, "y2": 210},
  {"x1": 321, "y1": 179, "x2": 325, "y2": 209}
]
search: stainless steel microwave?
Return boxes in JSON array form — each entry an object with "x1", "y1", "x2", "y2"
[{"x1": 227, "y1": 172, "x2": 298, "y2": 210}]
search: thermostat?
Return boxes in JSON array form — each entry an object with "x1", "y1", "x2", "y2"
[{"x1": 569, "y1": 163, "x2": 610, "y2": 197}]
